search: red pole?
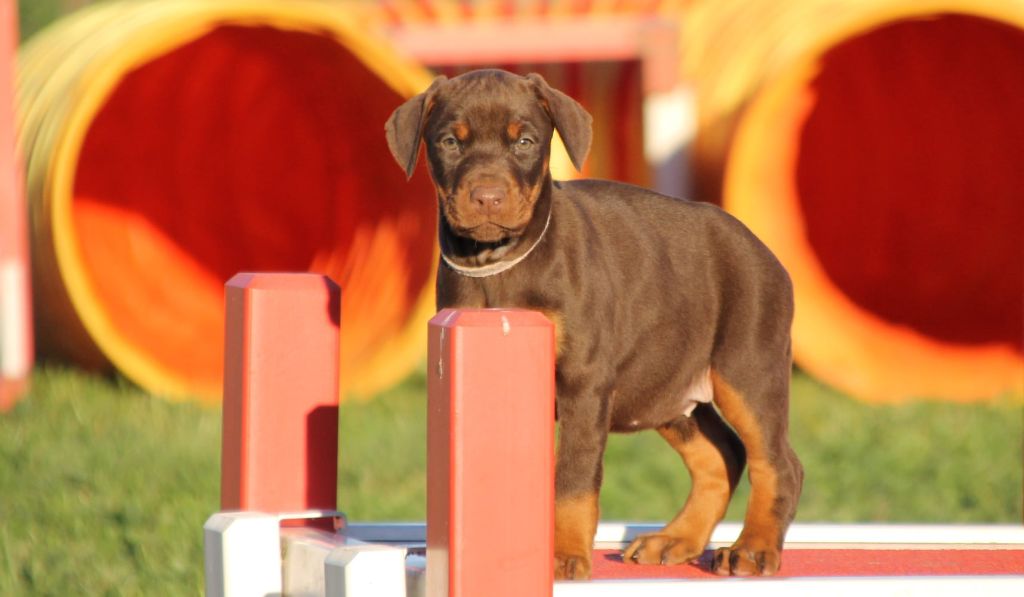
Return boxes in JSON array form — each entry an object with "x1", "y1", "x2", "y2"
[
  {"x1": 220, "y1": 273, "x2": 340, "y2": 519},
  {"x1": 427, "y1": 308, "x2": 555, "y2": 597},
  {"x1": 0, "y1": 0, "x2": 33, "y2": 411}
]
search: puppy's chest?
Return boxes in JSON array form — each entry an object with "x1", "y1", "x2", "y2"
[
  {"x1": 442, "y1": 274, "x2": 565, "y2": 344},
  {"x1": 444, "y1": 273, "x2": 548, "y2": 310}
]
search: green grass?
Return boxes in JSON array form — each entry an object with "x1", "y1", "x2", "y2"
[
  {"x1": 1, "y1": 365, "x2": 1021, "y2": 595},
  {"x1": 0, "y1": 367, "x2": 219, "y2": 596}
]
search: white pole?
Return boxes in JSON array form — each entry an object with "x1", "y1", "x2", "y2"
[{"x1": 204, "y1": 512, "x2": 283, "y2": 597}]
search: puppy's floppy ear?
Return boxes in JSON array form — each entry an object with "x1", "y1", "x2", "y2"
[
  {"x1": 526, "y1": 72, "x2": 592, "y2": 172},
  {"x1": 385, "y1": 75, "x2": 448, "y2": 179}
]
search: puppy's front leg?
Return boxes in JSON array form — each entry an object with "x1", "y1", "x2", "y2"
[{"x1": 554, "y1": 383, "x2": 611, "y2": 581}]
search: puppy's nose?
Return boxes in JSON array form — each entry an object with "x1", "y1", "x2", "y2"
[{"x1": 470, "y1": 185, "x2": 506, "y2": 215}]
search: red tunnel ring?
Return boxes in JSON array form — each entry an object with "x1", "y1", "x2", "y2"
[
  {"x1": 20, "y1": 1, "x2": 438, "y2": 402},
  {"x1": 724, "y1": 6, "x2": 1024, "y2": 402}
]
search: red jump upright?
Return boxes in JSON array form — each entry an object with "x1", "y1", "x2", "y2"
[
  {"x1": 0, "y1": 0, "x2": 32, "y2": 411},
  {"x1": 427, "y1": 309, "x2": 556, "y2": 597},
  {"x1": 220, "y1": 273, "x2": 340, "y2": 516}
]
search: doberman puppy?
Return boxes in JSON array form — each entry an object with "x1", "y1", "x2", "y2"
[{"x1": 386, "y1": 69, "x2": 803, "y2": 580}]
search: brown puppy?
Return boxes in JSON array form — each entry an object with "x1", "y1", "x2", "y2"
[{"x1": 386, "y1": 69, "x2": 803, "y2": 580}]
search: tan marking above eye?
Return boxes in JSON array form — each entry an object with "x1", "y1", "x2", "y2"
[
  {"x1": 453, "y1": 122, "x2": 470, "y2": 141},
  {"x1": 507, "y1": 122, "x2": 522, "y2": 140}
]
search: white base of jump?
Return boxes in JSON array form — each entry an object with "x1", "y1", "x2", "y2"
[
  {"x1": 345, "y1": 520, "x2": 1024, "y2": 548},
  {"x1": 204, "y1": 516, "x2": 1024, "y2": 597}
]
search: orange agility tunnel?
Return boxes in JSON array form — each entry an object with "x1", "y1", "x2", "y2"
[
  {"x1": 16, "y1": 0, "x2": 438, "y2": 402},
  {"x1": 686, "y1": 0, "x2": 1024, "y2": 402}
]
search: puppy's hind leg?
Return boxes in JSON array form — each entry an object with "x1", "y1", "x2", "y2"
[
  {"x1": 623, "y1": 403, "x2": 745, "y2": 566},
  {"x1": 709, "y1": 368, "x2": 803, "y2": 576}
]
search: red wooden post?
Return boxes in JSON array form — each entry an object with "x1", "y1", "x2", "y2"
[
  {"x1": 0, "y1": 0, "x2": 32, "y2": 411},
  {"x1": 427, "y1": 308, "x2": 555, "y2": 597},
  {"x1": 220, "y1": 273, "x2": 340, "y2": 517}
]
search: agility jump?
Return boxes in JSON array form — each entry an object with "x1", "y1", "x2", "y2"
[{"x1": 204, "y1": 273, "x2": 1024, "y2": 597}]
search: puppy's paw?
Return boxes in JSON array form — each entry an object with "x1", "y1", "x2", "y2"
[
  {"x1": 622, "y1": 533, "x2": 704, "y2": 566},
  {"x1": 711, "y1": 543, "x2": 781, "y2": 576},
  {"x1": 554, "y1": 552, "x2": 592, "y2": 580}
]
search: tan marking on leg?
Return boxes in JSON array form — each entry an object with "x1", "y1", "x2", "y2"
[
  {"x1": 660, "y1": 425, "x2": 733, "y2": 539},
  {"x1": 711, "y1": 370, "x2": 783, "y2": 575},
  {"x1": 623, "y1": 424, "x2": 732, "y2": 565},
  {"x1": 555, "y1": 493, "x2": 598, "y2": 580},
  {"x1": 537, "y1": 309, "x2": 565, "y2": 356}
]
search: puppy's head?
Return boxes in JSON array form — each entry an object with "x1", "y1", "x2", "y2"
[{"x1": 386, "y1": 69, "x2": 591, "y2": 243}]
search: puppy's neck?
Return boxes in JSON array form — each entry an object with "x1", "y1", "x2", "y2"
[
  {"x1": 439, "y1": 183, "x2": 553, "y2": 272},
  {"x1": 440, "y1": 221, "x2": 519, "y2": 266}
]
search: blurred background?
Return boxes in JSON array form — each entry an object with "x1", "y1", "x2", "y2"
[{"x1": 1, "y1": 0, "x2": 1021, "y2": 594}]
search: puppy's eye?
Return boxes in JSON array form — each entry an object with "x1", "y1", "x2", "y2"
[
  {"x1": 440, "y1": 136, "x2": 460, "y2": 151},
  {"x1": 515, "y1": 137, "x2": 535, "y2": 148}
]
